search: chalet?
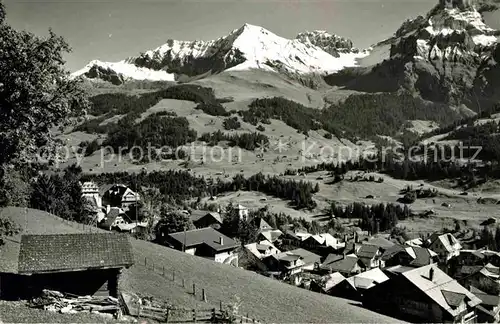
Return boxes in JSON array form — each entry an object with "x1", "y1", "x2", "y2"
[
  {"x1": 383, "y1": 245, "x2": 438, "y2": 268},
  {"x1": 190, "y1": 210, "x2": 222, "y2": 229},
  {"x1": 255, "y1": 218, "x2": 273, "y2": 232},
  {"x1": 258, "y1": 229, "x2": 283, "y2": 243},
  {"x1": 357, "y1": 244, "x2": 385, "y2": 269},
  {"x1": 458, "y1": 263, "x2": 500, "y2": 296},
  {"x1": 103, "y1": 184, "x2": 140, "y2": 210},
  {"x1": 332, "y1": 268, "x2": 389, "y2": 301},
  {"x1": 302, "y1": 233, "x2": 345, "y2": 251},
  {"x1": 428, "y1": 233, "x2": 462, "y2": 263},
  {"x1": 319, "y1": 254, "x2": 364, "y2": 277},
  {"x1": 0, "y1": 233, "x2": 134, "y2": 300},
  {"x1": 245, "y1": 240, "x2": 281, "y2": 260},
  {"x1": 166, "y1": 227, "x2": 239, "y2": 265},
  {"x1": 242, "y1": 240, "x2": 281, "y2": 271},
  {"x1": 363, "y1": 264, "x2": 481, "y2": 323},
  {"x1": 456, "y1": 249, "x2": 487, "y2": 266},
  {"x1": 99, "y1": 207, "x2": 129, "y2": 231},
  {"x1": 263, "y1": 248, "x2": 321, "y2": 276},
  {"x1": 470, "y1": 286, "x2": 500, "y2": 323},
  {"x1": 281, "y1": 230, "x2": 311, "y2": 246},
  {"x1": 310, "y1": 272, "x2": 346, "y2": 294}
]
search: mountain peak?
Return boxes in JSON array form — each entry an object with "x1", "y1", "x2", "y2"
[{"x1": 73, "y1": 24, "x2": 366, "y2": 84}]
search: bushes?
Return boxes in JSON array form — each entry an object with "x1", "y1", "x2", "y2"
[
  {"x1": 324, "y1": 133, "x2": 333, "y2": 139},
  {"x1": 256, "y1": 125, "x2": 265, "y2": 132},
  {"x1": 199, "y1": 131, "x2": 269, "y2": 151},
  {"x1": 195, "y1": 102, "x2": 229, "y2": 116},
  {"x1": 223, "y1": 117, "x2": 241, "y2": 130},
  {"x1": 78, "y1": 139, "x2": 100, "y2": 156}
]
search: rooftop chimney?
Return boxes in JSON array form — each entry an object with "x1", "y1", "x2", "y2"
[
  {"x1": 219, "y1": 236, "x2": 224, "y2": 245},
  {"x1": 429, "y1": 267, "x2": 434, "y2": 281},
  {"x1": 354, "y1": 232, "x2": 359, "y2": 243}
]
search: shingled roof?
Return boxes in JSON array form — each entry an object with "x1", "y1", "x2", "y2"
[{"x1": 17, "y1": 233, "x2": 134, "y2": 274}]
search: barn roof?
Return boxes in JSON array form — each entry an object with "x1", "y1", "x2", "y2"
[
  {"x1": 17, "y1": 233, "x2": 134, "y2": 274},
  {"x1": 168, "y1": 227, "x2": 238, "y2": 252}
]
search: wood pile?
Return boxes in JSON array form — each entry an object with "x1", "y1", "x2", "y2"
[{"x1": 29, "y1": 289, "x2": 120, "y2": 316}]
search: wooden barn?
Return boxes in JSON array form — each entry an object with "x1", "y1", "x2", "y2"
[{"x1": 0, "y1": 233, "x2": 134, "y2": 300}]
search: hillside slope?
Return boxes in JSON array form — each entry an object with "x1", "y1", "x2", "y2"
[{"x1": 1, "y1": 207, "x2": 403, "y2": 323}]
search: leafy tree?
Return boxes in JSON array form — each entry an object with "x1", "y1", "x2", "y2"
[
  {"x1": 221, "y1": 202, "x2": 258, "y2": 244},
  {"x1": 0, "y1": 213, "x2": 20, "y2": 246},
  {"x1": 155, "y1": 208, "x2": 195, "y2": 241},
  {"x1": 29, "y1": 164, "x2": 88, "y2": 221},
  {"x1": 0, "y1": 5, "x2": 88, "y2": 167},
  {"x1": 0, "y1": 2, "x2": 88, "y2": 206}
]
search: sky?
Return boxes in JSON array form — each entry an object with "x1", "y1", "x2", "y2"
[{"x1": 5, "y1": 0, "x2": 436, "y2": 72}]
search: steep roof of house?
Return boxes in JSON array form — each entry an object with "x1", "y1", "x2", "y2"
[
  {"x1": 168, "y1": 227, "x2": 238, "y2": 252},
  {"x1": 321, "y1": 255, "x2": 361, "y2": 273},
  {"x1": 259, "y1": 229, "x2": 283, "y2": 242},
  {"x1": 357, "y1": 244, "x2": 381, "y2": 259},
  {"x1": 347, "y1": 268, "x2": 389, "y2": 290},
  {"x1": 470, "y1": 286, "x2": 500, "y2": 306},
  {"x1": 409, "y1": 246, "x2": 437, "y2": 267},
  {"x1": 284, "y1": 230, "x2": 311, "y2": 241},
  {"x1": 244, "y1": 240, "x2": 279, "y2": 259},
  {"x1": 322, "y1": 253, "x2": 344, "y2": 266},
  {"x1": 17, "y1": 233, "x2": 134, "y2": 274},
  {"x1": 364, "y1": 237, "x2": 395, "y2": 249},
  {"x1": 401, "y1": 264, "x2": 481, "y2": 317},
  {"x1": 101, "y1": 208, "x2": 125, "y2": 228},
  {"x1": 430, "y1": 233, "x2": 461, "y2": 252},
  {"x1": 274, "y1": 248, "x2": 321, "y2": 265},
  {"x1": 321, "y1": 272, "x2": 346, "y2": 292},
  {"x1": 381, "y1": 244, "x2": 407, "y2": 261},
  {"x1": 257, "y1": 218, "x2": 273, "y2": 231},
  {"x1": 191, "y1": 211, "x2": 222, "y2": 225}
]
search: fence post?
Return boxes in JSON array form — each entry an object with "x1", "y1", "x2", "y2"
[
  {"x1": 219, "y1": 300, "x2": 222, "y2": 311},
  {"x1": 192, "y1": 309, "x2": 196, "y2": 322},
  {"x1": 192, "y1": 283, "x2": 196, "y2": 295},
  {"x1": 144, "y1": 257, "x2": 147, "y2": 267},
  {"x1": 162, "y1": 266, "x2": 165, "y2": 276},
  {"x1": 152, "y1": 261, "x2": 154, "y2": 272},
  {"x1": 182, "y1": 278, "x2": 185, "y2": 288},
  {"x1": 172, "y1": 271, "x2": 175, "y2": 281},
  {"x1": 165, "y1": 307, "x2": 170, "y2": 323},
  {"x1": 211, "y1": 308, "x2": 216, "y2": 321},
  {"x1": 202, "y1": 288, "x2": 207, "y2": 302}
]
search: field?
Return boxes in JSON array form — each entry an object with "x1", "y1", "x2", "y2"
[{"x1": 0, "y1": 207, "x2": 402, "y2": 323}]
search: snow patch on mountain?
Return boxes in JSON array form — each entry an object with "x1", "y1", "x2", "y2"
[{"x1": 72, "y1": 60, "x2": 175, "y2": 82}]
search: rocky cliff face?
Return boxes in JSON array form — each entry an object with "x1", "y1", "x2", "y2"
[
  {"x1": 325, "y1": 0, "x2": 500, "y2": 111},
  {"x1": 295, "y1": 31, "x2": 358, "y2": 57}
]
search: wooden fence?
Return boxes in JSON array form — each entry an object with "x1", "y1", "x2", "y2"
[{"x1": 136, "y1": 254, "x2": 263, "y2": 323}]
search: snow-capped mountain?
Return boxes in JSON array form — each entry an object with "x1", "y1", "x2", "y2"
[
  {"x1": 326, "y1": 0, "x2": 500, "y2": 111},
  {"x1": 72, "y1": 24, "x2": 367, "y2": 85}
]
